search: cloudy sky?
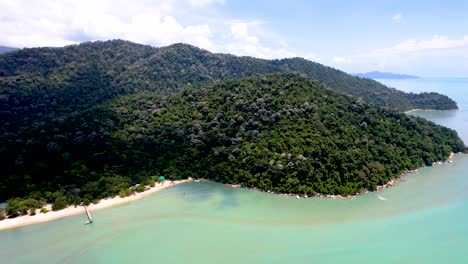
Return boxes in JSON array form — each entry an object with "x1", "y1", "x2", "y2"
[{"x1": 1, "y1": 0, "x2": 468, "y2": 76}]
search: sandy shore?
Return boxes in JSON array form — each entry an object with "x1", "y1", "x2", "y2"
[
  {"x1": 1, "y1": 152, "x2": 463, "y2": 230},
  {"x1": 0, "y1": 178, "x2": 193, "y2": 231}
]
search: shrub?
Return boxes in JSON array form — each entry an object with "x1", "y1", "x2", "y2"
[
  {"x1": 142, "y1": 178, "x2": 156, "y2": 187},
  {"x1": 135, "y1": 185, "x2": 146, "y2": 193},
  {"x1": 52, "y1": 197, "x2": 68, "y2": 211},
  {"x1": 119, "y1": 188, "x2": 133, "y2": 197}
]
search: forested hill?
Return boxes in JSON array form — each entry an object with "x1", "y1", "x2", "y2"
[
  {"x1": 1, "y1": 74, "x2": 465, "y2": 214},
  {"x1": 354, "y1": 71, "x2": 418, "y2": 79},
  {"x1": 0, "y1": 41, "x2": 457, "y2": 137},
  {"x1": 0, "y1": 46, "x2": 18, "y2": 54},
  {"x1": 113, "y1": 42, "x2": 457, "y2": 111}
]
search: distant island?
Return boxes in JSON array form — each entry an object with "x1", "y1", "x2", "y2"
[
  {"x1": 0, "y1": 46, "x2": 19, "y2": 54},
  {"x1": 354, "y1": 71, "x2": 419, "y2": 79}
]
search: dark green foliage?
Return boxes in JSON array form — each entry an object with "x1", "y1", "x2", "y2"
[
  {"x1": 135, "y1": 185, "x2": 146, "y2": 193},
  {"x1": 142, "y1": 178, "x2": 156, "y2": 187},
  {"x1": 0, "y1": 207, "x2": 5, "y2": 220},
  {"x1": 113, "y1": 43, "x2": 457, "y2": 111},
  {"x1": 5, "y1": 197, "x2": 45, "y2": 217},
  {"x1": 52, "y1": 197, "x2": 68, "y2": 211},
  {"x1": 1, "y1": 73, "x2": 465, "y2": 207},
  {"x1": 274, "y1": 58, "x2": 457, "y2": 111},
  {"x1": 119, "y1": 189, "x2": 133, "y2": 198},
  {"x1": 0, "y1": 40, "x2": 464, "y2": 212},
  {"x1": 98, "y1": 73, "x2": 462, "y2": 195},
  {"x1": 0, "y1": 41, "x2": 456, "y2": 140}
]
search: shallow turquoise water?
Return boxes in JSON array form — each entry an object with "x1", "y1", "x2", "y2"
[{"x1": 1, "y1": 78, "x2": 467, "y2": 263}]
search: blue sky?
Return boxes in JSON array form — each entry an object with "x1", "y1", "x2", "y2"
[{"x1": 1, "y1": 0, "x2": 467, "y2": 76}]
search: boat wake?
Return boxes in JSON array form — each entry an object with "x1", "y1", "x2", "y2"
[{"x1": 378, "y1": 196, "x2": 388, "y2": 201}]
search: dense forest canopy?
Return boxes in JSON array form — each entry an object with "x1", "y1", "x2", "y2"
[
  {"x1": 1, "y1": 73, "x2": 465, "y2": 216},
  {"x1": 0, "y1": 40, "x2": 464, "y2": 217},
  {"x1": 0, "y1": 40, "x2": 457, "y2": 136}
]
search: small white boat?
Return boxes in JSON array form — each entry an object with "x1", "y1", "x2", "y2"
[
  {"x1": 84, "y1": 206, "x2": 93, "y2": 224},
  {"x1": 378, "y1": 196, "x2": 387, "y2": 201}
]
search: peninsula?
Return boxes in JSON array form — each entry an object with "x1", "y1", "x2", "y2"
[{"x1": 0, "y1": 41, "x2": 466, "y2": 221}]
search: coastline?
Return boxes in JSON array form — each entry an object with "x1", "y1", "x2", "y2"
[
  {"x1": 0, "y1": 178, "x2": 193, "y2": 231},
  {"x1": 405, "y1": 108, "x2": 458, "y2": 113},
  {"x1": 1, "y1": 152, "x2": 463, "y2": 230},
  {"x1": 225, "y1": 152, "x2": 462, "y2": 200}
]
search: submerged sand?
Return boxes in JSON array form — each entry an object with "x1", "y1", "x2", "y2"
[{"x1": 0, "y1": 179, "x2": 193, "y2": 231}]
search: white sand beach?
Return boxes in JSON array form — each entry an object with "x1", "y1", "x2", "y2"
[{"x1": 0, "y1": 178, "x2": 193, "y2": 231}]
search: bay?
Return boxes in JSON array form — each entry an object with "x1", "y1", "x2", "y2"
[{"x1": 1, "y1": 78, "x2": 467, "y2": 264}]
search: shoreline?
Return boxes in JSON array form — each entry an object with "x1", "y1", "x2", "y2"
[
  {"x1": 404, "y1": 108, "x2": 458, "y2": 113},
  {"x1": 1, "y1": 152, "x2": 464, "y2": 230},
  {"x1": 225, "y1": 152, "x2": 462, "y2": 200},
  {"x1": 0, "y1": 178, "x2": 193, "y2": 231}
]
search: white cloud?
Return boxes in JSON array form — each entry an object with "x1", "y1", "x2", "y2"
[
  {"x1": 333, "y1": 35, "x2": 468, "y2": 76},
  {"x1": 392, "y1": 13, "x2": 402, "y2": 23},
  {"x1": 189, "y1": 0, "x2": 224, "y2": 6},
  {"x1": 304, "y1": 53, "x2": 320, "y2": 62},
  {"x1": 222, "y1": 21, "x2": 296, "y2": 59},
  {"x1": 332, "y1": 56, "x2": 350, "y2": 64},
  {"x1": 0, "y1": 0, "x2": 297, "y2": 60},
  {"x1": 366, "y1": 35, "x2": 468, "y2": 57}
]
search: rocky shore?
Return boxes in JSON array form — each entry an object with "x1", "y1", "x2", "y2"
[{"x1": 224, "y1": 152, "x2": 461, "y2": 200}]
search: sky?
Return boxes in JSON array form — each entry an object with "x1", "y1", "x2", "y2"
[{"x1": 1, "y1": 0, "x2": 467, "y2": 77}]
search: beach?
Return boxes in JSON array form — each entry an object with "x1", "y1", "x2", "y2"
[
  {"x1": 0, "y1": 178, "x2": 193, "y2": 231},
  {"x1": 1, "y1": 152, "x2": 460, "y2": 231}
]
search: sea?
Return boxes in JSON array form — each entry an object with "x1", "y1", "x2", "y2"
[{"x1": 1, "y1": 78, "x2": 467, "y2": 264}]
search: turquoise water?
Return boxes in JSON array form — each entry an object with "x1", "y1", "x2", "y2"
[
  {"x1": 1, "y1": 78, "x2": 468, "y2": 263},
  {"x1": 380, "y1": 77, "x2": 468, "y2": 142}
]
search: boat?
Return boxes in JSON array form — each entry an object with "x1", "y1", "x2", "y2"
[{"x1": 84, "y1": 206, "x2": 93, "y2": 225}]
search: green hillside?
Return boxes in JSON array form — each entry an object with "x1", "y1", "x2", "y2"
[
  {"x1": 0, "y1": 40, "x2": 457, "y2": 136},
  {"x1": 1, "y1": 40, "x2": 464, "y2": 217},
  {"x1": 2, "y1": 74, "x2": 465, "y2": 216}
]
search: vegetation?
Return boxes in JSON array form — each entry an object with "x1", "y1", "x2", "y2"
[
  {"x1": 0, "y1": 73, "x2": 465, "y2": 214},
  {"x1": 135, "y1": 185, "x2": 147, "y2": 193},
  {"x1": 0, "y1": 46, "x2": 18, "y2": 54},
  {"x1": 0, "y1": 40, "x2": 464, "y2": 217},
  {"x1": 0, "y1": 41, "x2": 457, "y2": 141},
  {"x1": 119, "y1": 189, "x2": 133, "y2": 198},
  {"x1": 5, "y1": 197, "x2": 45, "y2": 218}
]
